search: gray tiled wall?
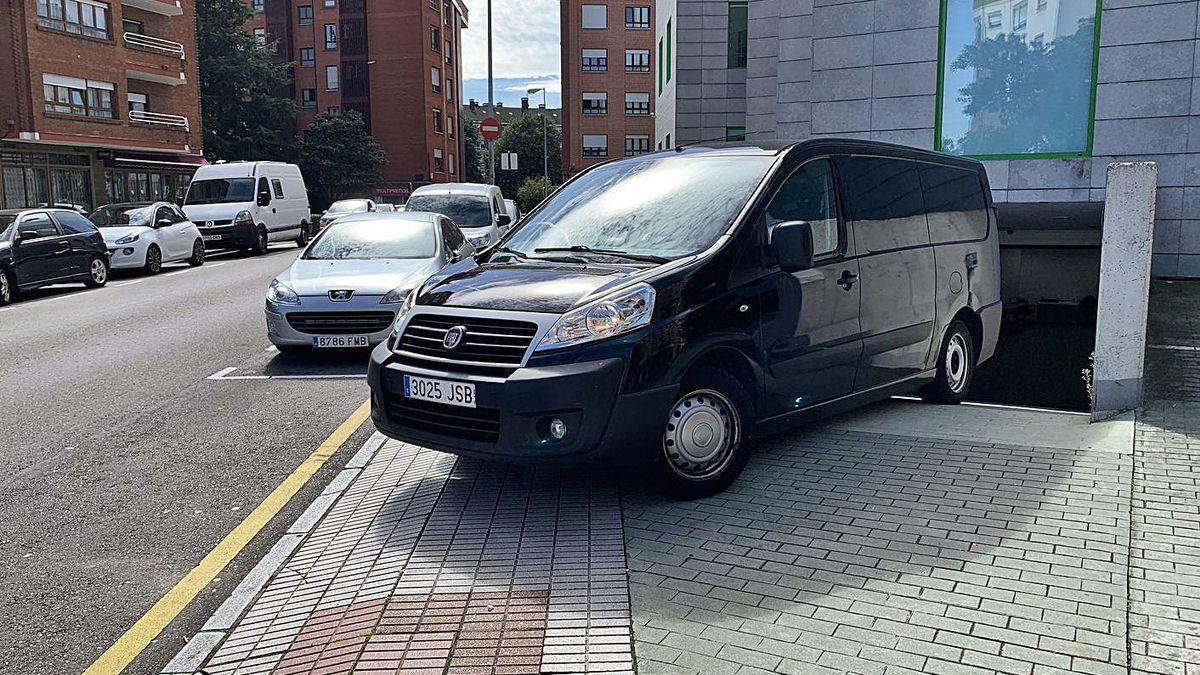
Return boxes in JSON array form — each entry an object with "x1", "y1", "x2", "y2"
[
  {"x1": 739, "y1": 0, "x2": 1200, "y2": 277},
  {"x1": 672, "y1": 0, "x2": 747, "y2": 144}
]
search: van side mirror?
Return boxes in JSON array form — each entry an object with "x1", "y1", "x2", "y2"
[
  {"x1": 497, "y1": 213, "x2": 512, "y2": 227},
  {"x1": 769, "y1": 220, "x2": 815, "y2": 272},
  {"x1": 257, "y1": 190, "x2": 271, "y2": 207}
]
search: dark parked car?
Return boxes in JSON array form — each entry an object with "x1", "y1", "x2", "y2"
[
  {"x1": 0, "y1": 208, "x2": 110, "y2": 305},
  {"x1": 367, "y1": 139, "x2": 1002, "y2": 496}
]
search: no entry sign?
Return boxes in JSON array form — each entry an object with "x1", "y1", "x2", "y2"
[{"x1": 480, "y1": 117, "x2": 502, "y2": 141}]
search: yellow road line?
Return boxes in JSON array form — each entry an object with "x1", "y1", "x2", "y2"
[{"x1": 83, "y1": 399, "x2": 372, "y2": 675}]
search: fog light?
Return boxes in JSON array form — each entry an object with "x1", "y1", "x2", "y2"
[
  {"x1": 122, "y1": 247, "x2": 134, "y2": 255},
  {"x1": 549, "y1": 418, "x2": 568, "y2": 441}
]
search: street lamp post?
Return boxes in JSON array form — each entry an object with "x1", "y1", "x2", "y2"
[{"x1": 527, "y1": 87, "x2": 548, "y2": 198}]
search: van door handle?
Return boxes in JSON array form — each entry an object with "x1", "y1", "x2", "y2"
[{"x1": 837, "y1": 270, "x2": 858, "y2": 290}]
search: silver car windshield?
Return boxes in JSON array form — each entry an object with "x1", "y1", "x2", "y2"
[
  {"x1": 504, "y1": 154, "x2": 774, "y2": 260},
  {"x1": 305, "y1": 220, "x2": 437, "y2": 260}
]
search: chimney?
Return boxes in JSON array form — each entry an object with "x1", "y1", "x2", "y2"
[
  {"x1": 496, "y1": 101, "x2": 503, "y2": 109},
  {"x1": 521, "y1": 97, "x2": 529, "y2": 111},
  {"x1": 468, "y1": 98, "x2": 477, "y2": 111}
]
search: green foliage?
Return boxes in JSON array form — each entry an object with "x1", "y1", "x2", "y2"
[
  {"x1": 462, "y1": 120, "x2": 487, "y2": 183},
  {"x1": 492, "y1": 115, "x2": 562, "y2": 197},
  {"x1": 515, "y1": 176, "x2": 557, "y2": 213},
  {"x1": 297, "y1": 112, "x2": 388, "y2": 210},
  {"x1": 196, "y1": 0, "x2": 296, "y2": 161}
]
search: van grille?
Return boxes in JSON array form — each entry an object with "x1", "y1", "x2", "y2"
[
  {"x1": 384, "y1": 396, "x2": 501, "y2": 443},
  {"x1": 287, "y1": 311, "x2": 395, "y2": 334},
  {"x1": 396, "y1": 314, "x2": 539, "y2": 375}
]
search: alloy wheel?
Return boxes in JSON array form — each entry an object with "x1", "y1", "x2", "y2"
[
  {"x1": 0, "y1": 273, "x2": 9, "y2": 303},
  {"x1": 90, "y1": 258, "x2": 107, "y2": 284},
  {"x1": 193, "y1": 241, "x2": 205, "y2": 263},
  {"x1": 147, "y1": 246, "x2": 161, "y2": 273},
  {"x1": 663, "y1": 388, "x2": 741, "y2": 480}
]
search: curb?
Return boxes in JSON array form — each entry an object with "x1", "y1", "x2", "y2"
[{"x1": 160, "y1": 432, "x2": 387, "y2": 674}]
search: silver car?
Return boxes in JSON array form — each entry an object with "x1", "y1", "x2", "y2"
[
  {"x1": 265, "y1": 212, "x2": 474, "y2": 352},
  {"x1": 318, "y1": 198, "x2": 376, "y2": 230}
]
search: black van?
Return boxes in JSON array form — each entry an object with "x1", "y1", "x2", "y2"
[{"x1": 367, "y1": 139, "x2": 1001, "y2": 496}]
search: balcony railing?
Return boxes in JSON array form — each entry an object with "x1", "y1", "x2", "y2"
[
  {"x1": 124, "y1": 31, "x2": 186, "y2": 58},
  {"x1": 129, "y1": 110, "x2": 189, "y2": 131}
]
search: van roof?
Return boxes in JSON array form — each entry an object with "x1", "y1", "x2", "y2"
[
  {"x1": 409, "y1": 182, "x2": 497, "y2": 197},
  {"x1": 192, "y1": 161, "x2": 299, "y2": 179}
]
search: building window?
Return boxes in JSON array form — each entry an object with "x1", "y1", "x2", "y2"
[
  {"x1": 1012, "y1": 0, "x2": 1027, "y2": 30},
  {"x1": 448, "y1": 116, "x2": 454, "y2": 137},
  {"x1": 327, "y1": 106, "x2": 340, "y2": 115},
  {"x1": 433, "y1": 108, "x2": 444, "y2": 133},
  {"x1": 725, "y1": 126, "x2": 746, "y2": 141},
  {"x1": 37, "y1": 0, "x2": 110, "y2": 39},
  {"x1": 324, "y1": 0, "x2": 335, "y2": 6},
  {"x1": 122, "y1": 17, "x2": 142, "y2": 33},
  {"x1": 727, "y1": 2, "x2": 747, "y2": 68},
  {"x1": 581, "y1": 4, "x2": 606, "y2": 28},
  {"x1": 253, "y1": 27, "x2": 266, "y2": 46},
  {"x1": 429, "y1": 0, "x2": 437, "y2": 9},
  {"x1": 582, "y1": 134, "x2": 608, "y2": 157},
  {"x1": 431, "y1": 25, "x2": 441, "y2": 51},
  {"x1": 657, "y1": 37, "x2": 663, "y2": 93},
  {"x1": 625, "y1": 92, "x2": 650, "y2": 115},
  {"x1": 300, "y1": 47, "x2": 315, "y2": 67},
  {"x1": 625, "y1": 49, "x2": 650, "y2": 72},
  {"x1": 666, "y1": 18, "x2": 673, "y2": 82},
  {"x1": 446, "y1": 78, "x2": 454, "y2": 102},
  {"x1": 41, "y1": 75, "x2": 112, "y2": 118},
  {"x1": 450, "y1": 153, "x2": 457, "y2": 175},
  {"x1": 582, "y1": 48, "x2": 607, "y2": 72},
  {"x1": 325, "y1": 65, "x2": 339, "y2": 90},
  {"x1": 253, "y1": 0, "x2": 264, "y2": 11},
  {"x1": 324, "y1": 23, "x2": 337, "y2": 49},
  {"x1": 431, "y1": 66, "x2": 441, "y2": 93},
  {"x1": 986, "y1": 11, "x2": 1001, "y2": 28},
  {"x1": 433, "y1": 148, "x2": 445, "y2": 173},
  {"x1": 1036, "y1": 0, "x2": 1046, "y2": 9},
  {"x1": 937, "y1": 0, "x2": 1098, "y2": 157},
  {"x1": 625, "y1": 134, "x2": 650, "y2": 156},
  {"x1": 301, "y1": 88, "x2": 317, "y2": 108},
  {"x1": 127, "y1": 92, "x2": 147, "y2": 113},
  {"x1": 625, "y1": 6, "x2": 650, "y2": 28},
  {"x1": 298, "y1": 5, "x2": 313, "y2": 25},
  {"x1": 582, "y1": 92, "x2": 608, "y2": 115},
  {"x1": 445, "y1": 40, "x2": 453, "y2": 64},
  {"x1": 444, "y1": 2, "x2": 451, "y2": 25}
]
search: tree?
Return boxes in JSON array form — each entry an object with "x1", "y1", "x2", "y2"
[
  {"x1": 196, "y1": 0, "x2": 296, "y2": 161},
  {"x1": 462, "y1": 120, "x2": 486, "y2": 183},
  {"x1": 515, "y1": 176, "x2": 558, "y2": 213},
  {"x1": 491, "y1": 115, "x2": 562, "y2": 196},
  {"x1": 297, "y1": 112, "x2": 388, "y2": 210}
]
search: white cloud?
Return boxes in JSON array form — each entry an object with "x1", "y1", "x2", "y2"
[
  {"x1": 503, "y1": 77, "x2": 561, "y2": 95},
  {"x1": 460, "y1": 0, "x2": 560, "y2": 81}
]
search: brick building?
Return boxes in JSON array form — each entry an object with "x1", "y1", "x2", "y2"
[
  {"x1": 247, "y1": 0, "x2": 468, "y2": 201},
  {"x1": 0, "y1": 0, "x2": 204, "y2": 211},
  {"x1": 560, "y1": 0, "x2": 656, "y2": 175}
]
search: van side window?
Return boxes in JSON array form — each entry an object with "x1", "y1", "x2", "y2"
[
  {"x1": 258, "y1": 177, "x2": 270, "y2": 201},
  {"x1": 836, "y1": 156, "x2": 927, "y2": 253},
  {"x1": 765, "y1": 158, "x2": 839, "y2": 256},
  {"x1": 272, "y1": 179, "x2": 285, "y2": 199},
  {"x1": 919, "y1": 164, "x2": 988, "y2": 243}
]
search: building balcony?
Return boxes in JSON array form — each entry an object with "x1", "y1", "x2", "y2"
[
  {"x1": 129, "y1": 109, "x2": 189, "y2": 131},
  {"x1": 123, "y1": 31, "x2": 185, "y2": 58},
  {"x1": 120, "y1": 0, "x2": 183, "y2": 16}
]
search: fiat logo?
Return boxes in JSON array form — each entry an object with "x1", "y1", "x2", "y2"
[{"x1": 443, "y1": 325, "x2": 466, "y2": 350}]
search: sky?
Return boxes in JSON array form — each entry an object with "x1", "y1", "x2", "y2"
[{"x1": 459, "y1": 0, "x2": 562, "y2": 108}]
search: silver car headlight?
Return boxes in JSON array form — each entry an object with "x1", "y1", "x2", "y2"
[
  {"x1": 266, "y1": 279, "x2": 300, "y2": 306},
  {"x1": 380, "y1": 285, "x2": 414, "y2": 304},
  {"x1": 536, "y1": 283, "x2": 655, "y2": 352}
]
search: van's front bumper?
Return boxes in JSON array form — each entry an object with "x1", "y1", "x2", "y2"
[
  {"x1": 367, "y1": 343, "x2": 675, "y2": 467},
  {"x1": 195, "y1": 222, "x2": 257, "y2": 250}
]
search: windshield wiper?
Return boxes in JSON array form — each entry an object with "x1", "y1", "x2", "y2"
[
  {"x1": 492, "y1": 245, "x2": 588, "y2": 264},
  {"x1": 534, "y1": 245, "x2": 669, "y2": 264},
  {"x1": 490, "y1": 246, "x2": 529, "y2": 260}
]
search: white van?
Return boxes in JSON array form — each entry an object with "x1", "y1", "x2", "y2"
[
  {"x1": 403, "y1": 183, "x2": 510, "y2": 248},
  {"x1": 183, "y1": 161, "x2": 312, "y2": 255}
]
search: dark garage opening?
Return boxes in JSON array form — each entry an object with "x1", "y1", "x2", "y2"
[{"x1": 965, "y1": 202, "x2": 1102, "y2": 412}]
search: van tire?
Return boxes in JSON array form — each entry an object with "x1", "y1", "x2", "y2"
[
  {"x1": 922, "y1": 319, "x2": 975, "y2": 404},
  {"x1": 652, "y1": 366, "x2": 753, "y2": 499},
  {"x1": 295, "y1": 221, "x2": 310, "y2": 247},
  {"x1": 251, "y1": 226, "x2": 269, "y2": 255}
]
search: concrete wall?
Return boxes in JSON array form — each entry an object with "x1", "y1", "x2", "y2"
[
  {"x1": 735, "y1": 0, "x2": 1200, "y2": 279},
  {"x1": 658, "y1": 0, "x2": 747, "y2": 146}
]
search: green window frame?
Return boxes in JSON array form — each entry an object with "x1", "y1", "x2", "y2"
[
  {"x1": 658, "y1": 37, "x2": 664, "y2": 94},
  {"x1": 933, "y1": 0, "x2": 1103, "y2": 160},
  {"x1": 666, "y1": 19, "x2": 672, "y2": 84}
]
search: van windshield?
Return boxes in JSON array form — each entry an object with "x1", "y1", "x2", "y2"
[
  {"x1": 503, "y1": 154, "x2": 774, "y2": 261},
  {"x1": 404, "y1": 194, "x2": 491, "y2": 229},
  {"x1": 185, "y1": 178, "x2": 256, "y2": 205}
]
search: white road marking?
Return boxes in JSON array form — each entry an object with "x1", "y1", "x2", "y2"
[
  {"x1": 207, "y1": 366, "x2": 365, "y2": 381},
  {"x1": 1149, "y1": 344, "x2": 1199, "y2": 352},
  {"x1": 114, "y1": 279, "x2": 148, "y2": 287}
]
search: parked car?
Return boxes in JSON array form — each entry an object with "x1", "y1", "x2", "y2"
[
  {"x1": 403, "y1": 183, "x2": 509, "y2": 249},
  {"x1": 319, "y1": 199, "x2": 377, "y2": 230},
  {"x1": 376, "y1": 203, "x2": 396, "y2": 212},
  {"x1": 89, "y1": 202, "x2": 205, "y2": 274},
  {"x1": 502, "y1": 199, "x2": 521, "y2": 232},
  {"x1": 0, "y1": 208, "x2": 110, "y2": 304},
  {"x1": 182, "y1": 161, "x2": 312, "y2": 254},
  {"x1": 367, "y1": 140, "x2": 1002, "y2": 497},
  {"x1": 265, "y1": 212, "x2": 474, "y2": 353}
]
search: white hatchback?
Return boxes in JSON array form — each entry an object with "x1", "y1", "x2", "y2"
[{"x1": 89, "y1": 202, "x2": 205, "y2": 274}]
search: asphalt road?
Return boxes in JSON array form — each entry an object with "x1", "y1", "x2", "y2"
[{"x1": 0, "y1": 246, "x2": 379, "y2": 674}]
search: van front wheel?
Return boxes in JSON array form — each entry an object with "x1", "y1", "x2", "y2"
[
  {"x1": 922, "y1": 319, "x2": 975, "y2": 404},
  {"x1": 652, "y1": 366, "x2": 752, "y2": 499}
]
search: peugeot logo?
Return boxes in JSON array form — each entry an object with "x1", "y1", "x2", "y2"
[
  {"x1": 329, "y1": 289, "x2": 354, "y2": 302},
  {"x1": 443, "y1": 325, "x2": 466, "y2": 350}
]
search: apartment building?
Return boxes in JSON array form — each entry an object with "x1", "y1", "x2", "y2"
[
  {"x1": 249, "y1": 0, "x2": 468, "y2": 198},
  {"x1": 561, "y1": 0, "x2": 656, "y2": 175},
  {"x1": 0, "y1": 0, "x2": 203, "y2": 211}
]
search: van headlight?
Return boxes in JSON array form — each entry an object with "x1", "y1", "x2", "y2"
[
  {"x1": 386, "y1": 288, "x2": 419, "y2": 349},
  {"x1": 266, "y1": 279, "x2": 300, "y2": 305},
  {"x1": 234, "y1": 210, "x2": 254, "y2": 226},
  {"x1": 536, "y1": 283, "x2": 655, "y2": 351}
]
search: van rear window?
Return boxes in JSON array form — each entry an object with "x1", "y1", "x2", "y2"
[
  {"x1": 836, "y1": 156, "x2": 928, "y2": 254},
  {"x1": 919, "y1": 165, "x2": 988, "y2": 243}
]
